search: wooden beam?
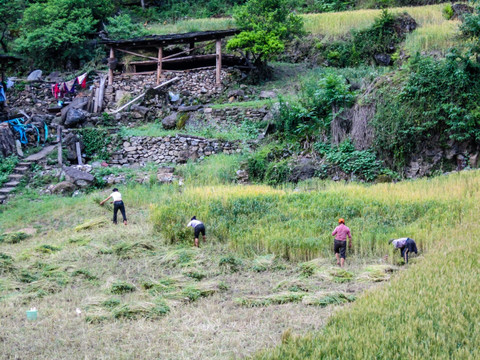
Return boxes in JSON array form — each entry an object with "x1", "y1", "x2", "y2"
[
  {"x1": 108, "y1": 47, "x2": 114, "y2": 86},
  {"x1": 156, "y1": 47, "x2": 163, "y2": 85},
  {"x1": 116, "y1": 48, "x2": 158, "y2": 61},
  {"x1": 109, "y1": 76, "x2": 180, "y2": 114},
  {"x1": 76, "y1": 142, "x2": 82, "y2": 165},
  {"x1": 57, "y1": 126, "x2": 63, "y2": 166},
  {"x1": 215, "y1": 39, "x2": 222, "y2": 86},
  {"x1": 97, "y1": 75, "x2": 107, "y2": 113}
]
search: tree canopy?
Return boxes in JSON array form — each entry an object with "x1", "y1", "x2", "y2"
[{"x1": 14, "y1": 0, "x2": 115, "y2": 68}]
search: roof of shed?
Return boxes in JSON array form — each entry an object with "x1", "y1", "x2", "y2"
[{"x1": 101, "y1": 29, "x2": 240, "y2": 48}]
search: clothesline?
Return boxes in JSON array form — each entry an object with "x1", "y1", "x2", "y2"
[{"x1": 51, "y1": 72, "x2": 88, "y2": 99}]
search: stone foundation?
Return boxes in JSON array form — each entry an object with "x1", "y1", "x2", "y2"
[{"x1": 107, "y1": 134, "x2": 242, "y2": 165}]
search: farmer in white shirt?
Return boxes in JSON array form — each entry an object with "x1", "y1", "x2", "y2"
[
  {"x1": 100, "y1": 188, "x2": 127, "y2": 225},
  {"x1": 187, "y1": 216, "x2": 206, "y2": 247}
]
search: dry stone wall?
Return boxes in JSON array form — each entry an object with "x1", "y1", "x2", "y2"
[
  {"x1": 203, "y1": 106, "x2": 270, "y2": 124},
  {"x1": 107, "y1": 134, "x2": 242, "y2": 165}
]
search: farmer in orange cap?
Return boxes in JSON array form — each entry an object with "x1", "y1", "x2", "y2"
[{"x1": 332, "y1": 218, "x2": 352, "y2": 267}]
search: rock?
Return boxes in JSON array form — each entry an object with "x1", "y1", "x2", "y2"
[
  {"x1": 374, "y1": 54, "x2": 392, "y2": 66},
  {"x1": 469, "y1": 152, "x2": 479, "y2": 168},
  {"x1": 52, "y1": 181, "x2": 76, "y2": 195},
  {"x1": 91, "y1": 161, "x2": 102, "y2": 168},
  {"x1": 162, "y1": 112, "x2": 178, "y2": 129},
  {"x1": 178, "y1": 105, "x2": 202, "y2": 112},
  {"x1": 452, "y1": 3, "x2": 474, "y2": 20},
  {"x1": 46, "y1": 71, "x2": 63, "y2": 83},
  {"x1": 63, "y1": 133, "x2": 84, "y2": 161},
  {"x1": 259, "y1": 90, "x2": 277, "y2": 99},
  {"x1": 65, "y1": 108, "x2": 87, "y2": 128},
  {"x1": 27, "y1": 70, "x2": 43, "y2": 81},
  {"x1": 288, "y1": 158, "x2": 316, "y2": 183},
  {"x1": 228, "y1": 89, "x2": 245, "y2": 99},
  {"x1": 63, "y1": 166, "x2": 95, "y2": 187}
]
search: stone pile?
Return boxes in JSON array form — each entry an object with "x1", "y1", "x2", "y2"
[{"x1": 107, "y1": 134, "x2": 241, "y2": 165}]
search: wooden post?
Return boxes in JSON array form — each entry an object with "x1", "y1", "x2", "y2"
[
  {"x1": 97, "y1": 75, "x2": 107, "y2": 113},
  {"x1": 57, "y1": 126, "x2": 63, "y2": 166},
  {"x1": 15, "y1": 140, "x2": 23, "y2": 157},
  {"x1": 215, "y1": 39, "x2": 222, "y2": 86},
  {"x1": 75, "y1": 142, "x2": 82, "y2": 165},
  {"x1": 156, "y1": 47, "x2": 163, "y2": 85},
  {"x1": 108, "y1": 47, "x2": 114, "y2": 86}
]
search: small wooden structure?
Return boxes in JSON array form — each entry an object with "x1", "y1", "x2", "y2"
[{"x1": 101, "y1": 29, "x2": 242, "y2": 86}]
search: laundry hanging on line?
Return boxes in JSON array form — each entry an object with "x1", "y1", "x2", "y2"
[{"x1": 51, "y1": 72, "x2": 88, "y2": 99}]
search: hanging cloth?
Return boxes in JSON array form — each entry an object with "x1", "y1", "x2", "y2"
[
  {"x1": 0, "y1": 85, "x2": 6, "y2": 103},
  {"x1": 52, "y1": 83, "x2": 61, "y2": 99},
  {"x1": 64, "y1": 79, "x2": 76, "y2": 93},
  {"x1": 76, "y1": 73, "x2": 87, "y2": 88}
]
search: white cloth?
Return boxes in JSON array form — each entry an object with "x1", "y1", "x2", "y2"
[
  {"x1": 187, "y1": 219, "x2": 202, "y2": 228},
  {"x1": 111, "y1": 192, "x2": 122, "y2": 202},
  {"x1": 392, "y1": 238, "x2": 408, "y2": 248}
]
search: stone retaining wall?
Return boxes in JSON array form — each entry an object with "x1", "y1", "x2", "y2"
[
  {"x1": 107, "y1": 134, "x2": 242, "y2": 165},
  {"x1": 203, "y1": 106, "x2": 270, "y2": 124}
]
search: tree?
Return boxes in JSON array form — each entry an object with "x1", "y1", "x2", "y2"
[
  {"x1": 0, "y1": 0, "x2": 25, "y2": 53},
  {"x1": 14, "y1": 0, "x2": 115, "y2": 69},
  {"x1": 227, "y1": 0, "x2": 304, "y2": 71}
]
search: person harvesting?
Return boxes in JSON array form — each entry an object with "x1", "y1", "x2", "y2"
[
  {"x1": 100, "y1": 188, "x2": 127, "y2": 225},
  {"x1": 389, "y1": 237, "x2": 418, "y2": 264},
  {"x1": 187, "y1": 216, "x2": 206, "y2": 247},
  {"x1": 332, "y1": 218, "x2": 352, "y2": 267}
]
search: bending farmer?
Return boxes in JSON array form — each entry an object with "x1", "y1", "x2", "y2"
[
  {"x1": 187, "y1": 216, "x2": 206, "y2": 247},
  {"x1": 389, "y1": 238, "x2": 417, "y2": 263},
  {"x1": 100, "y1": 188, "x2": 127, "y2": 225},
  {"x1": 332, "y1": 218, "x2": 352, "y2": 267}
]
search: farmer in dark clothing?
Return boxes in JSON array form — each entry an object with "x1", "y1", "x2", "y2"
[
  {"x1": 187, "y1": 216, "x2": 206, "y2": 247},
  {"x1": 100, "y1": 188, "x2": 127, "y2": 225},
  {"x1": 389, "y1": 237, "x2": 417, "y2": 263}
]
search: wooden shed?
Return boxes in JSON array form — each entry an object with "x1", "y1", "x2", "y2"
[{"x1": 101, "y1": 29, "x2": 245, "y2": 86}]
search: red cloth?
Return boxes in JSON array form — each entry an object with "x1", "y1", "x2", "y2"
[
  {"x1": 77, "y1": 73, "x2": 87, "y2": 88},
  {"x1": 332, "y1": 224, "x2": 352, "y2": 241},
  {"x1": 52, "y1": 83, "x2": 61, "y2": 99}
]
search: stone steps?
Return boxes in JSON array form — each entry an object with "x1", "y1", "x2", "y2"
[
  {"x1": 0, "y1": 159, "x2": 33, "y2": 205},
  {"x1": 13, "y1": 166, "x2": 29, "y2": 174},
  {"x1": 0, "y1": 187, "x2": 15, "y2": 195},
  {"x1": 4, "y1": 181, "x2": 20, "y2": 187},
  {"x1": 8, "y1": 174, "x2": 23, "y2": 181}
]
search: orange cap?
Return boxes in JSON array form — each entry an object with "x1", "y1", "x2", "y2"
[{"x1": 338, "y1": 218, "x2": 345, "y2": 224}]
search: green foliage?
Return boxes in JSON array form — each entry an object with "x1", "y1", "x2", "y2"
[
  {"x1": 0, "y1": 155, "x2": 18, "y2": 187},
  {"x1": 0, "y1": 0, "x2": 23, "y2": 53},
  {"x1": 247, "y1": 143, "x2": 294, "y2": 184},
  {"x1": 291, "y1": 0, "x2": 355, "y2": 13},
  {"x1": 227, "y1": 0, "x2": 305, "y2": 64},
  {"x1": 0, "y1": 231, "x2": 30, "y2": 244},
  {"x1": 14, "y1": 0, "x2": 114, "y2": 69},
  {"x1": 321, "y1": 140, "x2": 386, "y2": 181},
  {"x1": 442, "y1": 3, "x2": 454, "y2": 20},
  {"x1": 373, "y1": 54, "x2": 480, "y2": 170},
  {"x1": 460, "y1": 1, "x2": 480, "y2": 57},
  {"x1": 105, "y1": 13, "x2": 148, "y2": 40},
  {"x1": 110, "y1": 281, "x2": 136, "y2": 294},
  {"x1": 78, "y1": 129, "x2": 111, "y2": 160},
  {"x1": 219, "y1": 255, "x2": 243, "y2": 272}
]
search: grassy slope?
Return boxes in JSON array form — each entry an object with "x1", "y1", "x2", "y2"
[
  {"x1": 255, "y1": 171, "x2": 480, "y2": 359},
  {"x1": 146, "y1": 4, "x2": 460, "y2": 54}
]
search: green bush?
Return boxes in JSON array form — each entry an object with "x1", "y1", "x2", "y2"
[
  {"x1": 105, "y1": 13, "x2": 148, "y2": 40},
  {"x1": 78, "y1": 129, "x2": 111, "y2": 160},
  {"x1": 0, "y1": 156, "x2": 18, "y2": 187},
  {"x1": 442, "y1": 4, "x2": 454, "y2": 20},
  {"x1": 373, "y1": 54, "x2": 480, "y2": 170}
]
